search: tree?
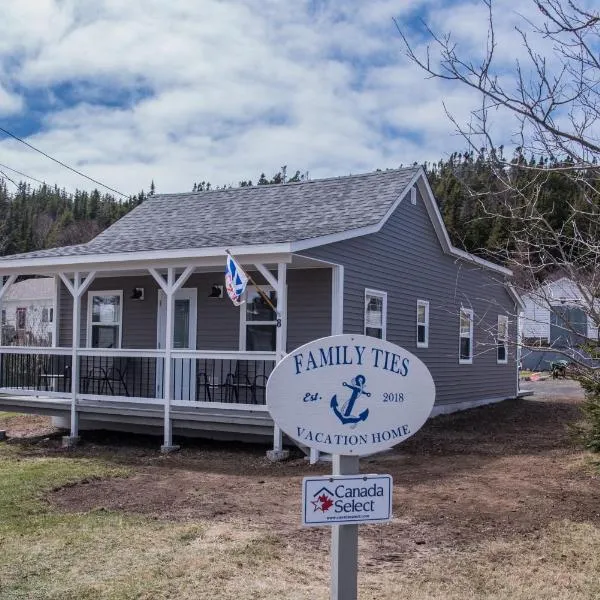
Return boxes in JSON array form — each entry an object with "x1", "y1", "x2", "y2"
[{"x1": 399, "y1": 0, "x2": 600, "y2": 445}]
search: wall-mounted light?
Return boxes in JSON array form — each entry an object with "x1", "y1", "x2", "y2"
[
  {"x1": 131, "y1": 287, "x2": 145, "y2": 301},
  {"x1": 209, "y1": 284, "x2": 224, "y2": 298}
]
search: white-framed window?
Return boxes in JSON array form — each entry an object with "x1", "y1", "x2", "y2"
[
  {"x1": 364, "y1": 289, "x2": 387, "y2": 340},
  {"x1": 497, "y1": 315, "x2": 508, "y2": 364},
  {"x1": 42, "y1": 307, "x2": 49, "y2": 323},
  {"x1": 16, "y1": 308, "x2": 26, "y2": 330},
  {"x1": 417, "y1": 300, "x2": 429, "y2": 348},
  {"x1": 87, "y1": 291, "x2": 123, "y2": 348},
  {"x1": 459, "y1": 307, "x2": 473, "y2": 364},
  {"x1": 240, "y1": 286, "x2": 278, "y2": 351},
  {"x1": 1, "y1": 309, "x2": 5, "y2": 325}
]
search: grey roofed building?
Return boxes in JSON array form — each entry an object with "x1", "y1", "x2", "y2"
[
  {"x1": 0, "y1": 165, "x2": 524, "y2": 456},
  {"x1": 1, "y1": 167, "x2": 420, "y2": 260}
]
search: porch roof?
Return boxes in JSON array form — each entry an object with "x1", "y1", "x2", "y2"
[{"x1": 0, "y1": 167, "x2": 420, "y2": 264}]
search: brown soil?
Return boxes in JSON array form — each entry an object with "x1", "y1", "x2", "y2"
[{"x1": 11, "y1": 380, "x2": 600, "y2": 565}]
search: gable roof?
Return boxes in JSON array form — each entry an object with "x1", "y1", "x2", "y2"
[
  {"x1": 1, "y1": 167, "x2": 420, "y2": 260},
  {"x1": 3, "y1": 277, "x2": 54, "y2": 301},
  {"x1": 0, "y1": 167, "x2": 515, "y2": 284}
]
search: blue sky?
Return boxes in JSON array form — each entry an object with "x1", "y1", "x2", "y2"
[{"x1": 0, "y1": 0, "x2": 545, "y2": 196}]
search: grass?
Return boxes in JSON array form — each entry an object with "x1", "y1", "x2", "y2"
[{"x1": 2, "y1": 412, "x2": 600, "y2": 599}]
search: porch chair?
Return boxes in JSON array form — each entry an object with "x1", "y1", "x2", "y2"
[
  {"x1": 37, "y1": 355, "x2": 71, "y2": 393},
  {"x1": 223, "y1": 360, "x2": 255, "y2": 403},
  {"x1": 81, "y1": 357, "x2": 130, "y2": 396}
]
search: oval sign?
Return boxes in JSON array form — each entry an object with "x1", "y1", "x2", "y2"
[{"x1": 267, "y1": 334, "x2": 436, "y2": 456}]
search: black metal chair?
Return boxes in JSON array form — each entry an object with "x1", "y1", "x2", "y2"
[{"x1": 82, "y1": 357, "x2": 130, "y2": 396}]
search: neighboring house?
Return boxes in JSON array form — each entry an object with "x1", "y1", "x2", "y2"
[
  {"x1": 0, "y1": 167, "x2": 523, "y2": 453},
  {"x1": 0, "y1": 277, "x2": 56, "y2": 346},
  {"x1": 520, "y1": 277, "x2": 599, "y2": 370}
]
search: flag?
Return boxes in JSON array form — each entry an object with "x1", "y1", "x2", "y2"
[{"x1": 225, "y1": 254, "x2": 248, "y2": 306}]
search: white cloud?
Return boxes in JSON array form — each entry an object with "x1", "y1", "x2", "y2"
[{"x1": 0, "y1": 0, "x2": 563, "y2": 196}]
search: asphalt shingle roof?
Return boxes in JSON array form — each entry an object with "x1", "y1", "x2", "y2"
[{"x1": 1, "y1": 167, "x2": 420, "y2": 261}]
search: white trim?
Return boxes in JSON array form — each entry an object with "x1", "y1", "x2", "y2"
[
  {"x1": 497, "y1": 314, "x2": 509, "y2": 364},
  {"x1": 171, "y1": 400, "x2": 270, "y2": 411},
  {"x1": 332, "y1": 265, "x2": 344, "y2": 335},
  {"x1": 459, "y1": 307, "x2": 474, "y2": 365},
  {"x1": 410, "y1": 186, "x2": 417, "y2": 205},
  {"x1": 52, "y1": 275, "x2": 59, "y2": 348},
  {"x1": 86, "y1": 290, "x2": 124, "y2": 349},
  {"x1": 240, "y1": 285, "x2": 277, "y2": 351},
  {"x1": 416, "y1": 299, "x2": 429, "y2": 348},
  {"x1": 364, "y1": 288, "x2": 387, "y2": 341}
]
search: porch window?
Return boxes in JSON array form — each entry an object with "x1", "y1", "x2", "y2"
[
  {"x1": 416, "y1": 300, "x2": 429, "y2": 348},
  {"x1": 497, "y1": 315, "x2": 508, "y2": 364},
  {"x1": 364, "y1": 289, "x2": 387, "y2": 340},
  {"x1": 87, "y1": 292, "x2": 123, "y2": 348},
  {"x1": 1, "y1": 309, "x2": 5, "y2": 325},
  {"x1": 459, "y1": 308, "x2": 473, "y2": 364},
  {"x1": 242, "y1": 287, "x2": 277, "y2": 351},
  {"x1": 16, "y1": 308, "x2": 26, "y2": 330}
]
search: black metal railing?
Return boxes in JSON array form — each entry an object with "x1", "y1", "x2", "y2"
[
  {"x1": 79, "y1": 355, "x2": 163, "y2": 399},
  {"x1": 0, "y1": 352, "x2": 72, "y2": 393},
  {"x1": 170, "y1": 357, "x2": 275, "y2": 404}
]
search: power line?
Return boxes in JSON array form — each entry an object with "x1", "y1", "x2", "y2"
[
  {"x1": 0, "y1": 125, "x2": 129, "y2": 198},
  {"x1": 0, "y1": 162, "x2": 47, "y2": 186},
  {"x1": 0, "y1": 169, "x2": 18, "y2": 189}
]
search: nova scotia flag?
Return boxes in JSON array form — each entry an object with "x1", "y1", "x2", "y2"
[{"x1": 225, "y1": 254, "x2": 248, "y2": 306}]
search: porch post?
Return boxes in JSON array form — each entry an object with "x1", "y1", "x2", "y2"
[
  {"x1": 148, "y1": 265, "x2": 195, "y2": 452},
  {"x1": 267, "y1": 263, "x2": 288, "y2": 460},
  {"x1": 58, "y1": 271, "x2": 96, "y2": 446},
  {"x1": 70, "y1": 272, "x2": 82, "y2": 439},
  {"x1": 163, "y1": 268, "x2": 175, "y2": 450},
  {"x1": 0, "y1": 275, "x2": 17, "y2": 346}
]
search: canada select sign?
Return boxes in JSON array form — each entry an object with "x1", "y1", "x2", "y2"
[{"x1": 267, "y1": 335, "x2": 436, "y2": 455}]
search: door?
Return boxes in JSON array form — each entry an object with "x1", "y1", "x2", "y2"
[{"x1": 156, "y1": 288, "x2": 197, "y2": 401}]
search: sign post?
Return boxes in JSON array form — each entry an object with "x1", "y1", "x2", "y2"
[
  {"x1": 331, "y1": 454, "x2": 359, "y2": 600},
  {"x1": 267, "y1": 335, "x2": 436, "y2": 600}
]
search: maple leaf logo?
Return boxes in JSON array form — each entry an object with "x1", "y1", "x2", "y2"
[{"x1": 312, "y1": 492, "x2": 334, "y2": 512}]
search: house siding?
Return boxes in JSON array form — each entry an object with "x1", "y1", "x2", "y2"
[
  {"x1": 302, "y1": 180, "x2": 519, "y2": 408},
  {"x1": 58, "y1": 269, "x2": 331, "y2": 352}
]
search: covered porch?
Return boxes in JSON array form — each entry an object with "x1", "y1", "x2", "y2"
[{"x1": 0, "y1": 248, "x2": 343, "y2": 454}]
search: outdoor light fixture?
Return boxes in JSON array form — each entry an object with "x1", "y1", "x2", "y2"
[
  {"x1": 209, "y1": 285, "x2": 224, "y2": 298},
  {"x1": 131, "y1": 287, "x2": 145, "y2": 301}
]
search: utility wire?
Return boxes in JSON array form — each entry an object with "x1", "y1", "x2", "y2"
[
  {"x1": 0, "y1": 168, "x2": 19, "y2": 189},
  {"x1": 0, "y1": 162, "x2": 47, "y2": 186},
  {"x1": 0, "y1": 125, "x2": 129, "y2": 198}
]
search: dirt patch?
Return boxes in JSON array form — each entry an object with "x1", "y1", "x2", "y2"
[
  {"x1": 0, "y1": 412, "x2": 59, "y2": 439},
  {"x1": 45, "y1": 379, "x2": 600, "y2": 564}
]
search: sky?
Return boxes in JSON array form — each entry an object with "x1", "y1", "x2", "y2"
[{"x1": 0, "y1": 0, "x2": 552, "y2": 197}]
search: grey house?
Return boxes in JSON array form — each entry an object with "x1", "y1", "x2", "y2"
[{"x1": 0, "y1": 167, "x2": 522, "y2": 453}]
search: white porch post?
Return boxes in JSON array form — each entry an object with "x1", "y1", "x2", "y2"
[
  {"x1": 0, "y1": 275, "x2": 17, "y2": 347},
  {"x1": 149, "y1": 265, "x2": 195, "y2": 452},
  {"x1": 58, "y1": 271, "x2": 97, "y2": 445}
]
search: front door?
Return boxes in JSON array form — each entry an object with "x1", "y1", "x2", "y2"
[{"x1": 156, "y1": 288, "x2": 197, "y2": 401}]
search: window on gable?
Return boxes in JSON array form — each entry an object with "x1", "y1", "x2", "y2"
[
  {"x1": 87, "y1": 292, "x2": 123, "y2": 348},
  {"x1": 497, "y1": 315, "x2": 508, "y2": 364},
  {"x1": 417, "y1": 300, "x2": 429, "y2": 348},
  {"x1": 364, "y1": 289, "x2": 387, "y2": 340},
  {"x1": 241, "y1": 287, "x2": 277, "y2": 351},
  {"x1": 459, "y1": 308, "x2": 473, "y2": 364}
]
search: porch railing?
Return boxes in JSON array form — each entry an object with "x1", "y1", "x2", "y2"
[{"x1": 0, "y1": 347, "x2": 276, "y2": 407}]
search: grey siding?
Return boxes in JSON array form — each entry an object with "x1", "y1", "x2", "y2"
[
  {"x1": 303, "y1": 181, "x2": 519, "y2": 407},
  {"x1": 58, "y1": 269, "x2": 331, "y2": 352}
]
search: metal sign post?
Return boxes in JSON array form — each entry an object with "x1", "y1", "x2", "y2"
[{"x1": 331, "y1": 454, "x2": 359, "y2": 600}]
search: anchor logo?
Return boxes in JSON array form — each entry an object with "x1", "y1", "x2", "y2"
[{"x1": 331, "y1": 374, "x2": 371, "y2": 426}]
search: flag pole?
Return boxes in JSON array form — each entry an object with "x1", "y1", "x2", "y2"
[{"x1": 225, "y1": 250, "x2": 278, "y2": 314}]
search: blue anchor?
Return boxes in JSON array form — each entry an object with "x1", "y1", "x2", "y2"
[{"x1": 331, "y1": 374, "x2": 371, "y2": 426}]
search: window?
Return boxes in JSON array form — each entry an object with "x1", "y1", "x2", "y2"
[
  {"x1": 50, "y1": 308, "x2": 54, "y2": 323},
  {"x1": 497, "y1": 315, "x2": 508, "y2": 364},
  {"x1": 16, "y1": 308, "x2": 26, "y2": 330},
  {"x1": 459, "y1": 308, "x2": 473, "y2": 364},
  {"x1": 416, "y1": 300, "x2": 429, "y2": 348},
  {"x1": 1, "y1": 309, "x2": 5, "y2": 325},
  {"x1": 42, "y1": 308, "x2": 49, "y2": 323},
  {"x1": 241, "y1": 287, "x2": 277, "y2": 351},
  {"x1": 364, "y1": 289, "x2": 387, "y2": 340},
  {"x1": 87, "y1": 292, "x2": 123, "y2": 348}
]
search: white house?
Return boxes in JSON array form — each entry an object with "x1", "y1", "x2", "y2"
[
  {"x1": 0, "y1": 278, "x2": 56, "y2": 346},
  {"x1": 520, "y1": 277, "x2": 599, "y2": 370}
]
